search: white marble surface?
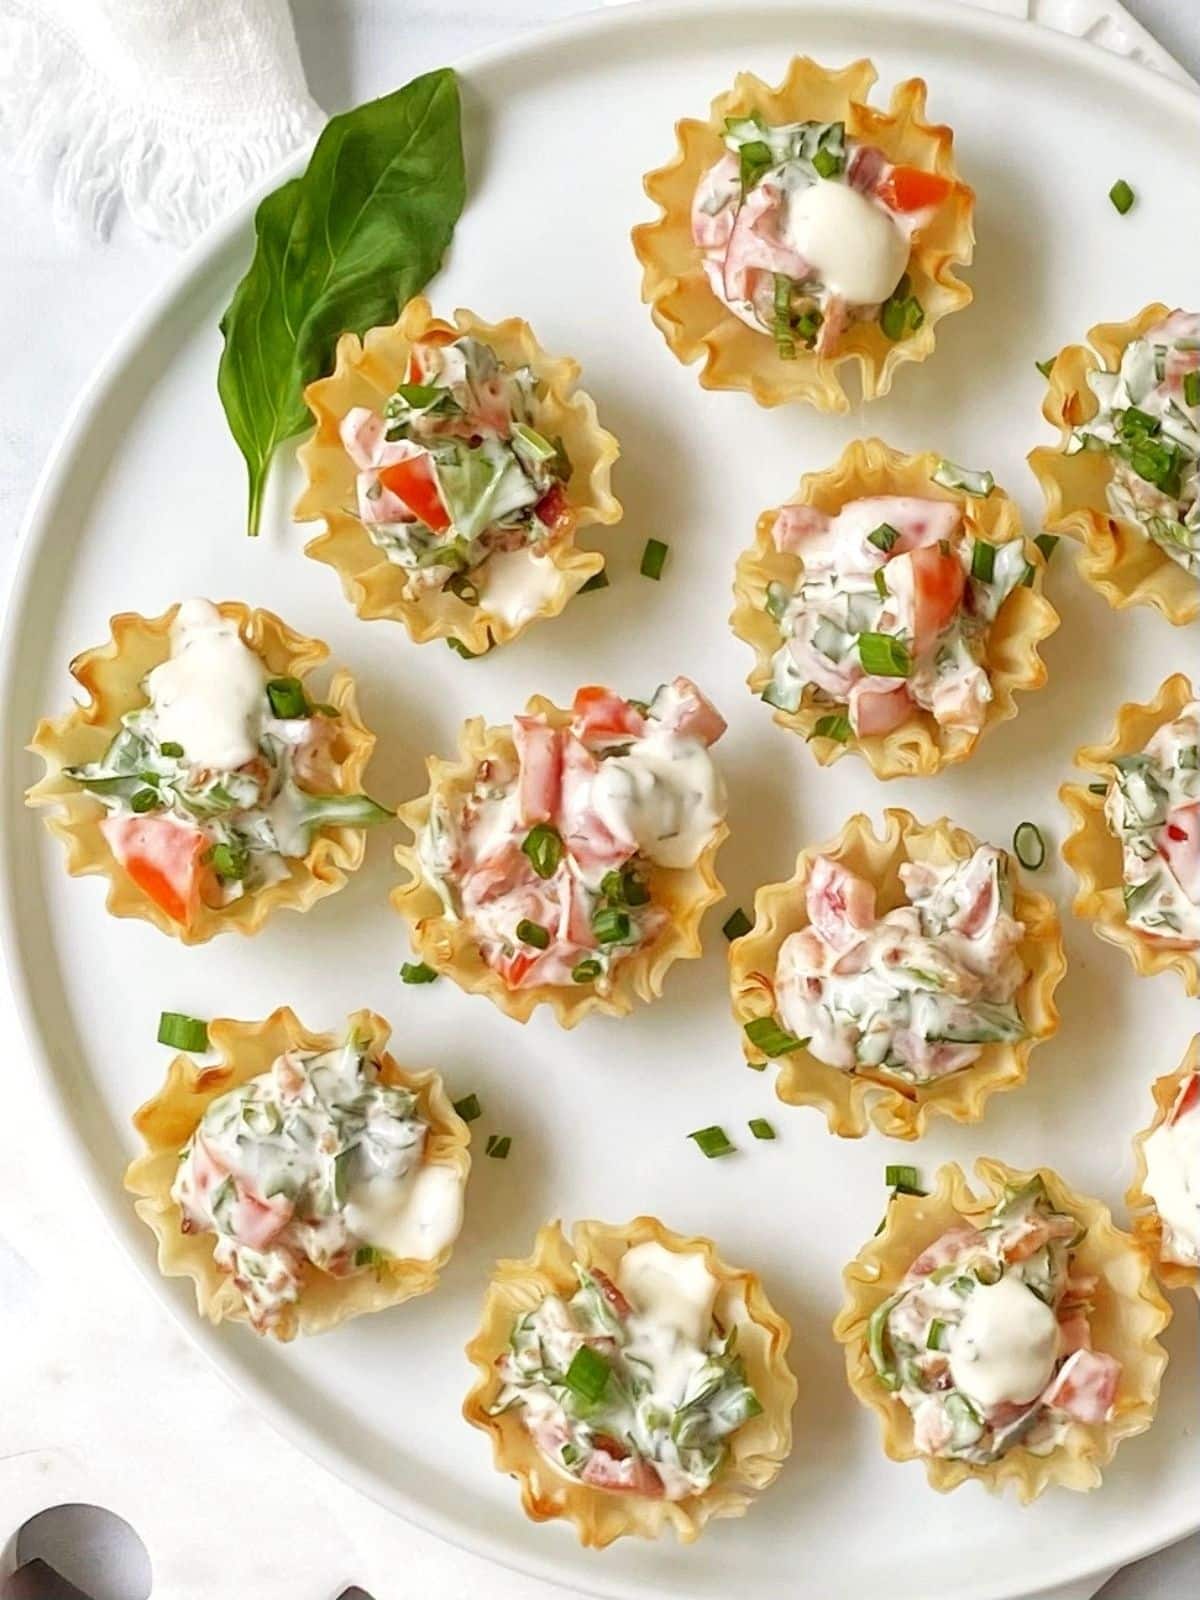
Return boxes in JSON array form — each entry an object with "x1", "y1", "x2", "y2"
[{"x1": 0, "y1": 4, "x2": 1197, "y2": 1598}]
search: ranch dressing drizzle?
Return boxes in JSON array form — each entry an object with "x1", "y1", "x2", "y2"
[
  {"x1": 783, "y1": 179, "x2": 908, "y2": 305},
  {"x1": 1142, "y1": 1075, "x2": 1200, "y2": 1265},
  {"x1": 144, "y1": 598, "x2": 267, "y2": 770},
  {"x1": 947, "y1": 1274, "x2": 1059, "y2": 1407},
  {"x1": 479, "y1": 547, "x2": 564, "y2": 627},
  {"x1": 616, "y1": 1242, "x2": 720, "y2": 1399}
]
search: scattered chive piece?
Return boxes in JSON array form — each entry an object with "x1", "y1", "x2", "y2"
[
  {"x1": 748, "y1": 1118, "x2": 775, "y2": 1141},
  {"x1": 521, "y1": 823, "x2": 563, "y2": 880},
  {"x1": 208, "y1": 841, "x2": 245, "y2": 882},
  {"x1": 159, "y1": 741, "x2": 184, "y2": 758},
  {"x1": 516, "y1": 919, "x2": 550, "y2": 950},
  {"x1": 932, "y1": 459, "x2": 994, "y2": 498},
  {"x1": 571, "y1": 957, "x2": 602, "y2": 984},
  {"x1": 1185, "y1": 372, "x2": 1200, "y2": 409},
  {"x1": 1035, "y1": 356, "x2": 1056, "y2": 379},
  {"x1": 1013, "y1": 821, "x2": 1046, "y2": 871},
  {"x1": 131, "y1": 787, "x2": 159, "y2": 813},
  {"x1": 885, "y1": 1164, "x2": 920, "y2": 1189},
  {"x1": 157, "y1": 1012, "x2": 209, "y2": 1052},
  {"x1": 453, "y1": 1093, "x2": 482, "y2": 1123},
  {"x1": 722, "y1": 907, "x2": 752, "y2": 941},
  {"x1": 857, "y1": 632, "x2": 912, "y2": 678},
  {"x1": 592, "y1": 905, "x2": 631, "y2": 945},
  {"x1": 1088, "y1": 781, "x2": 1109, "y2": 795},
  {"x1": 1109, "y1": 178, "x2": 1134, "y2": 215},
  {"x1": 564, "y1": 1344, "x2": 610, "y2": 1401},
  {"x1": 811, "y1": 713, "x2": 852, "y2": 744},
  {"x1": 874, "y1": 568, "x2": 888, "y2": 600},
  {"x1": 867, "y1": 523, "x2": 899, "y2": 553},
  {"x1": 485, "y1": 1134, "x2": 512, "y2": 1160},
  {"x1": 744, "y1": 1016, "x2": 806, "y2": 1057},
  {"x1": 266, "y1": 676, "x2": 308, "y2": 718},
  {"x1": 745, "y1": 1057, "x2": 767, "y2": 1071},
  {"x1": 970, "y1": 540, "x2": 996, "y2": 583},
  {"x1": 400, "y1": 961, "x2": 439, "y2": 984},
  {"x1": 354, "y1": 1245, "x2": 386, "y2": 1268},
  {"x1": 446, "y1": 637, "x2": 485, "y2": 659},
  {"x1": 1034, "y1": 532, "x2": 1060, "y2": 562},
  {"x1": 580, "y1": 568, "x2": 609, "y2": 593},
  {"x1": 640, "y1": 538, "x2": 669, "y2": 581},
  {"x1": 927, "y1": 1319, "x2": 946, "y2": 1350},
  {"x1": 688, "y1": 1124, "x2": 736, "y2": 1159}
]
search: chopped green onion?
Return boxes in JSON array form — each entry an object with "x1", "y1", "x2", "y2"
[
  {"x1": 744, "y1": 1016, "x2": 805, "y2": 1057},
  {"x1": 688, "y1": 1125, "x2": 736, "y2": 1159},
  {"x1": 640, "y1": 538, "x2": 669, "y2": 581},
  {"x1": 970, "y1": 540, "x2": 996, "y2": 583},
  {"x1": 1109, "y1": 178, "x2": 1134, "y2": 215},
  {"x1": 400, "y1": 961, "x2": 439, "y2": 984},
  {"x1": 1185, "y1": 371, "x2": 1200, "y2": 409},
  {"x1": 879, "y1": 275, "x2": 925, "y2": 342},
  {"x1": 564, "y1": 1343, "x2": 610, "y2": 1401},
  {"x1": 447, "y1": 571, "x2": 480, "y2": 607},
  {"x1": 393, "y1": 382, "x2": 442, "y2": 409},
  {"x1": 857, "y1": 632, "x2": 911, "y2": 678},
  {"x1": 738, "y1": 139, "x2": 774, "y2": 191},
  {"x1": 748, "y1": 1118, "x2": 775, "y2": 1141},
  {"x1": 354, "y1": 1245, "x2": 386, "y2": 1268},
  {"x1": 1013, "y1": 821, "x2": 1046, "y2": 871},
  {"x1": 579, "y1": 568, "x2": 609, "y2": 593},
  {"x1": 485, "y1": 1134, "x2": 511, "y2": 1160},
  {"x1": 868, "y1": 523, "x2": 899, "y2": 553},
  {"x1": 885, "y1": 1164, "x2": 920, "y2": 1190},
  {"x1": 773, "y1": 272, "x2": 796, "y2": 359},
  {"x1": 130, "y1": 787, "x2": 159, "y2": 813},
  {"x1": 592, "y1": 905, "x2": 631, "y2": 945},
  {"x1": 812, "y1": 144, "x2": 841, "y2": 179},
  {"x1": 1034, "y1": 533, "x2": 1059, "y2": 562},
  {"x1": 516, "y1": 919, "x2": 550, "y2": 950},
  {"x1": 600, "y1": 864, "x2": 650, "y2": 908},
  {"x1": 159, "y1": 741, "x2": 184, "y2": 759},
  {"x1": 571, "y1": 957, "x2": 602, "y2": 984},
  {"x1": 446, "y1": 637, "x2": 486, "y2": 659},
  {"x1": 157, "y1": 1012, "x2": 209, "y2": 1052},
  {"x1": 207, "y1": 841, "x2": 246, "y2": 882},
  {"x1": 932, "y1": 459, "x2": 995, "y2": 498},
  {"x1": 452, "y1": 1093, "x2": 482, "y2": 1123},
  {"x1": 521, "y1": 823, "x2": 563, "y2": 880},
  {"x1": 927, "y1": 1319, "x2": 946, "y2": 1351},
  {"x1": 874, "y1": 569, "x2": 888, "y2": 600},
  {"x1": 722, "y1": 907, "x2": 752, "y2": 941},
  {"x1": 745, "y1": 1057, "x2": 767, "y2": 1072},
  {"x1": 811, "y1": 713, "x2": 852, "y2": 744},
  {"x1": 266, "y1": 677, "x2": 308, "y2": 719},
  {"x1": 1035, "y1": 356, "x2": 1056, "y2": 379}
]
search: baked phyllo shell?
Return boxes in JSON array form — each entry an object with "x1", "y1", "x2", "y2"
[
  {"x1": 1060, "y1": 673, "x2": 1200, "y2": 995},
  {"x1": 26, "y1": 602, "x2": 375, "y2": 946},
  {"x1": 295, "y1": 296, "x2": 622, "y2": 653},
  {"x1": 833, "y1": 1159, "x2": 1171, "y2": 1500},
  {"x1": 124, "y1": 1006, "x2": 470, "y2": 1342},
  {"x1": 1127, "y1": 1036, "x2": 1200, "y2": 1294},
  {"x1": 392, "y1": 697, "x2": 728, "y2": 1028},
  {"x1": 731, "y1": 438, "x2": 1057, "y2": 778},
  {"x1": 462, "y1": 1216, "x2": 796, "y2": 1547},
  {"x1": 729, "y1": 809, "x2": 1065, "y2": 1139},
  {"x1": 632, "y1": 59, "x2": 974, "y2": 412},
  {"x1": 1028, "y1": 303, "x2": 1199, "y2": 625}
]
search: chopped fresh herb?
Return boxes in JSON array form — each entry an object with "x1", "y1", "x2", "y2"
[
  {"x1": 879, "y1": 274, "x2": 925, "y2": 342},
  {"x1": 452, "y1": 1093, "x2": 482, "y2": 1123},
  {"x1": 970, "y1": 540, "x2": 996, "y2": 583},
  {"x1": 447, "y1": 571, "x2": 480, "y2": 607},
  {"x1": 1013, "y1": 821, "x2": 1046, "y2": 871},
  {"x1": 858, "y1": 632, "x2": 912, "y2": 678},
  {"x1": 1034, "y1": 533, "x2": 1060, "y2": 562},
  {"x1": 811, "y1": 713, "x2": 852, "y2": 744},
  {"x1": 579, "y1": 568, "x2": 609, "y2": 593},
  {"x1": 446, "y1": 636, "x2": 486, "y2": 659},
  {"x1": 207, "y1": 841, "x2": 246, "y2": 882},
  {"x1": 885, "y1": 1164, "x2": 920, "y2": 1190},
  {"x1": 722, "y1": 907, "x2": 753, "y2": 941},
  {"x1": 516, "y1": 919, "x2": 550, "y2": 950},
  {"x1": 640, "y1": 538, "x2": 669, "y2": 580},
  {"x1": 927, "y1": 1318, "x2": 946, "y2": 1350},
  {"x1": 564, "y1": 1343, "x2": 610, "y2": 1401},
  {"x1": 1088, "y1": 781, "x2": 1109, "y2": 795},
  {"x1": 1035, "y1": 356, "x2": 1056, "y2": 379},
  {"x1": 159, "y1": 741, "x2": 184, "y2": 759},
  {"x1": 1185, "y1": 371, "x2": 1200, "y2": 409},
  {"x1": 932, "y1": 459, "x2": 995, "y2": 498},
  {"x1": 157, "y1": 1012, "x2": 209, "y2": 1052},
  {"x1": 1109, "y1": 178, "x2": 1134, "y2": 215},
  {"x1": 521, "y1": 823, "x2": 563, "y2": 880},
  {"x1": 874, "y1": 569, "x2": 888, "y2": 600},
  {"x1": 748, "y1": 1118, "x2": 776, "y2": 1141},
  {"x1": 688, "y1": 1124, "x2": 736, "y2": 1159},
  {"x1": 600, "y1": 864, "x2": 650, "y2": 908},
  {"x1": 571, "y1": 957, "x2": 602, "y2": 984},
  {"x1": 744, "y1": 1016, "x2": 805, "y2": 1057},
  {"x1": 592, "y1": 905, "x2": 631, "y2": 945},
  {"x1": 266, "y1": 676, "x2": 308, "y2": 719},
  {"x1": 485, "y1": 1133, "x2": 512, "y2": 1160},
  {"x1": 354, "y1": 1245, "x2": 386, "y2": 1268},
  {"x1": 812, "y1": 145, "x2": 841, "y2": 179},
  {"x1": 130, "y1": 787, "x2": 159, "y2": 814},
  {"x1": 868, "y1": 523, "x2": 899, "y2": 553},
  {"x1": 400, "y1": 961, "x2": 439, "y2": 984},
  {"x1": 738, "y1": 139, "x2": 774, "y2": 192},
  {"x1": 745, "y1": 1057, "x2": 767, "y2": 1072}
]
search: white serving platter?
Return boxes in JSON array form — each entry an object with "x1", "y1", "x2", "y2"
[{"x1": 1, "y1": 2, "x2": 1197, "y2": 1596}]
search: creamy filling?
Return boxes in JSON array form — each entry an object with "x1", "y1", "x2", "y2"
[
  {"x1": 1142, "y1": 1074, "x2": 1200, "y2": 1266},
  {"x1": 774, "y1": 845, "x2": 1026, "y2": 1084},
  {"x1": 871, "y1": 1178, "x2": 1120, "y2": 1463},
  {"x1": 1104, "y1": 701, "x2": 1200, "y2": 946},
  {"x1": 171, "y1": 1034, "x2": 463, "y2": 1331},
  {"x1": 494, "y1": 1241, "x2": 760, "y2": 1500},
  {"x1": 1069, "y1": 309, "x2": 1200, "y2": 579},
  {"x1": 762, "y1": 493, "x2": 1027, "y2": 738},
  {"x1": 419, "y1": 678, "x2": 727, "y2": 990}
]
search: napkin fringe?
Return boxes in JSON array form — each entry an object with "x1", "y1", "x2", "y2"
[{"x1": 0, "y1": 4, "x2": 322, "y2": 245}]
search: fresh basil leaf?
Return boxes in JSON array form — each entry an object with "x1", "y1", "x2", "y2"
[{"x1": 218, "y1": 68, "x2": 466, "y2": 535}]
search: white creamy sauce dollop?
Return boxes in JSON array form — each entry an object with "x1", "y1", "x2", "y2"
[
  {"x1": 479, "y1": 547, "x2": 563, "y2": 627},
  {"x1": 616, "y1": 1243, "x2": 722, "y2": 1411},
  {"x1": 145, "y1": 598, "x2": 266, "y2": 770},
  {"x1": 948, "y1": 1274, "x2": 1060, "y2": 1408},
  {"x1": 1143, "y1": 1080, "x2": 1200, "y2": 1265},
  {"x1": 345, "y1": 1161, "x2": 464, "y2": 1262},
  {"x1": 783, "y1": 178, "x2": 908, "y2": 305}
]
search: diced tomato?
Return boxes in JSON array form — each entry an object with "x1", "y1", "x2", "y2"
[
  {"x1": 377, "y1": 453, "x2": 451, "y2": 532},
  {"x1": 571, "y1": 686, "x2": 646, "y2": 743},
  {"x1": 1170, "y1": 1073, "x2": 1200, "y2": 1125},
  {"x1": 1159, "y1": 802, "x2": 1200, "y2": 904},
  {"x1": 1042, "y1": 1349, "x2": 1120, "y2": 1423},
  {"x1": 911, "y1": 544, "x2": 965, "y2": 651},
  {"x1": 590, "y1": 1269, "x2": 633, "y2": 1320},
  {"x1": 1003, "y1": 1222, "x2": 1052, "y2": 1264},
  {"x1": 101, "y1": 815, "x2": 206, "y2": 926},
  {"x1": 581, "y1": 1449, "x2": 664, "y2": 1497},
  {"x1": 848, "y1": 680, "x2": 912, "y2": 737},
  {"x1": 495, "y1": 949, "x2": 538, "y2": 988},
  {"x1": 658, "y1": 677, "x2": 727, "y2": 746},
  {"x1": 233, "y1": 1188, "x2": 293, "y2": 1250},
  {"x1": 876, "y1": 166, "x2": 955, "y2": 212},
  {"x1": 535, "y1": 483, "x2": 571, "y2": 531},
  {"x1": 1057, "y1": 1309, "x2": 1093, "y2": 1357},
  {"x1": 909, "y1": 1225, "x2": 985, "y2": 1277},
  {"x1": 806, "y1": 855, "x2": 877, "y2": 953},
  {"x1": 513, "y1": 716, "x2": 562, "y2": 826}
]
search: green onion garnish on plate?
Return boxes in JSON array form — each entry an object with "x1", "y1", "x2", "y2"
[
  {"x1": 485, "y1": 1134, "x2": 512, "y2": 1160},
  {"x1": 748, "y1": 1118, "x2": 775, "y2": 1141},
  {"x1": 157, "y1": 1012, "x2": 209, "y2": 1052},
  {"x1": 640, "y1": 538, "x2": 669, "y2": 580},
  {"x1": 1013, "y1": 821, "x2": 1046, "y2": 870},
  {"x1": 1035, "y1": 356, "x2": 1056, "y2": 379},
  {"x1": 453, "y1": 1093, "x2": 482, "y2": 1123},
  {"x1": 1034, "y1": 533, "x2": 1059, "y2": 562},
  {"x1": 401, "y1": 961, "x2": 439, "y2": 984},
  {"x1": 744, "y1": 1016, "x2": 805, "y2": 1057},
  {"x1": 885, "y1": 1164, "x2": 921, "y2": 1191},
  {"x1": 266, "y1": 677, "x2": 308, "y2": 718},
  {"x1": 722, "y1": 907, "x2": 752, "y2": 941},
  {"x1": 1109, "y1": 178, "x2": 1134, "y2": 215},
  {"x1": 688, "y1": 1125, "x2": 736, "y2": 1159},
  {"x1": 580, "y1": 568, "x2": 609, "y2": 593}
]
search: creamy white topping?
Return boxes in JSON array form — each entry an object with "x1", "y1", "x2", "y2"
[
  {"x1": 145, "y1": 598, "x2": 267, "y2": 771},
  {"x1": 1142, "y1": 1075, "x2": 1200, "y2": 1266},
  {"x1": 783, "y1": 179, "x2": 909, "y2": 305},
  {"x1": 1104, "y1": 702, "x2": 1200, "y2": 945},
  {"x1": 478, "y1": 547, "x2": 564, "y2": 627},
  {"x1": 948, "y1": 1274, "x2": 1059, "y2": 1408}
]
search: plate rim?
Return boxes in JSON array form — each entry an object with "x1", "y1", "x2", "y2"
[{"x1": 1, "y1": 3, "x2": 1197, "y2": 1596}]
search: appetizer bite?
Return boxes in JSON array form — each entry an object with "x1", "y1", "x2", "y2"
[
  {"x1": 394, "y1": 679, "x2": 729, "y2": 1025},
  {"x1": 126, "y1": 1007, "x2": 470, "y2": 1340},
  {"x1": 633, "y1": 57, "x2": 974, "y2": 410},
  {"x1": 732, "y1": 439, "x2": 1056, "y2": 778},
  {"x1": 296, "y1": 297, "x2": 621, "y2": 653},
  {"x1": 1061, "y1": 674, "x2": 1200, "y2": 994},
  {"x1": 463, "y1": 1216, "x2": 796, "y2": 1546},
  {"x1": 1030, "y1": 304, "x2": 1200, "y2": 624},
  {"x1": 1128, "y1": 1036, "x2": 1200, "y2": 1295},
  {"x1": 27, "y1": 600, "x2": 388, "y2": 943},
  {"x1": 730, "y1": 810, "x2": 1064, "y2": 1139},
  {"x1": 834, "y1": 1161, "x2": 1170, "y2": 1499}
]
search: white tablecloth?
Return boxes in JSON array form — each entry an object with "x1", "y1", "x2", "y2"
[{"x1": 0, "y1": 4, "x2": 1196, "y2": 1598}]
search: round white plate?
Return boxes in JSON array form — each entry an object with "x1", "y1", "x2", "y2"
[{"x1": 2, "y1": 2, "x2": 1197, "y2": 1596}]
